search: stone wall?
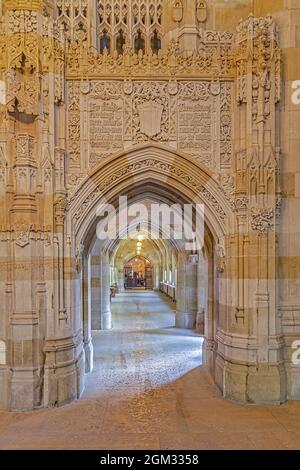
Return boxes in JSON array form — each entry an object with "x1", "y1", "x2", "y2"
[{"x1": 0, "y1": 0, "x2": 299, "y2": 410}]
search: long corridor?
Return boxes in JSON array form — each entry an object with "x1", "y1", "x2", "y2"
[
  {"x1": 1, "y1": 291, "x2": 300, "y2": 449},
  {"x1": 87, "y1": 290, "x2": 203, "y2": 399}
]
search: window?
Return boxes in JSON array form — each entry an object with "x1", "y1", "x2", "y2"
[
  {"x1": 100, "y1": 30, "x2": 111, "y2": 52},
  {"x1": 151, "y1": 29, "x2": 161, "y2": 54},
  {"x1": 134, "y1": 29, "x2": 145, "y2": 53},
  {"x1": 96, "y1": 1, "x2": 163, "y2": 54},
  {"x1": 116, "y1": 29, "x2": 126, "y2": 54}
]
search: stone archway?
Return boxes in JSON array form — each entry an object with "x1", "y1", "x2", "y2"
[
  {"x1": 48, "y1": 143, "x2": 234, "y2": 408},
  {"x1": 0, "y1": 0, "x2": 291, "y2": 417}
]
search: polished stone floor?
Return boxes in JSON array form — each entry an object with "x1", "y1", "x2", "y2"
[{"x1": 1, "y1": 290, "x2": 300, "y2": 450}]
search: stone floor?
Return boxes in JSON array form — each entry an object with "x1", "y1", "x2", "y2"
[{"x1": 1, "y1": 290, "x2": 300, "y2": 450}]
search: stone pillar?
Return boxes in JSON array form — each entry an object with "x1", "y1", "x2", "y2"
[
  {"x1": 117, "y1": 269, "x2": 125, "y2": 293},
  {"x1": 176, "y1": 253, "x2": 198, "y2": 329},
  {"x1": 83, "y1": 254, "x2": 93, "y2": 373},
  {"x1": 0, "y1": 1, "x2": 59, "y2": 411},
  {"x1": 213, "y1": 14, "x2": 286, "y2": 404},
  {"x1": 100, "y1": 251, "x2": 112, "y2": 330},
  {"x1": 90, "y1": 248, "x2": 112, "y2": 331},
  {"x1": 178, "y1": 0, "x2": 206, "y2": 54},
  {"x1": 90, "y1": 253, "x2": 101, "y2": 330},
  {"x1": 196, "y1": 254, "x2": 207, "y2": 334}
]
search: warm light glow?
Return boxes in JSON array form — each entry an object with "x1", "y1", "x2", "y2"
[
  {"x1": 138, "y1": 234, "x2": 144, "y2": 241},
  {"x1": 137, "y1": 242, "x2": 142, "y2": 248}
]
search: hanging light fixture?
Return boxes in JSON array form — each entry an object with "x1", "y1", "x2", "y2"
[
  {"x1": 138, "y1": 234, "x2": 143, "y2": 242},
  {"x1": 137, "y1": 241, "x2": 142, "y2": 248}
]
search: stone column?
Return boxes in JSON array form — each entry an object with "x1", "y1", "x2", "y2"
[
  {"x1": 90, "y1": 253, "x2": 101, "y2": 330},
  {"x1": 90, "y1": 249, "x2": 112, "y2": 330},
  {"x1": 117, "y1": 268, "x2": 125, "y2": 293},
  {"x1": 176, "y1": 253, "x2": 198, "y2": 329},
  {"x1": 100, "y1": 251, "x2": 112, "y2": 330},
  {"x1": 83, "y1": 254, "x2": 93, "y2": 373},
  {"x1": 196, "y1": 254, "x2": 207, "y2": 334}
]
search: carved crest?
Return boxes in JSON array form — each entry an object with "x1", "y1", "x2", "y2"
[
  {"x1": 137, "y1": 101, "x2": 163, "y2": 138},
  {"x1": 16, "y1": 224, "x2": 32, "y2": 248}
]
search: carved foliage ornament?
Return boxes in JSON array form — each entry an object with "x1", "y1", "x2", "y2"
[
  {"x1": 66, "y1": 36, "x2": 234, "y2": 79},
  {"x1": 251, "y1": 208, "x2": 274, "y2": 233},
  {"x1": 7, "y1": 10, "x2": 38, "y2": 34}
]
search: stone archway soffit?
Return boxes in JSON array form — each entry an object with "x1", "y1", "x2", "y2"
[{"x1": 68, "y1": 143, "x2": 234, "y2": 243}]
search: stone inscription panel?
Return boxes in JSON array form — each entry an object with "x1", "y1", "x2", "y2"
[
  {"x1": 178, "y1": 100, "x2": 212, "y2": 155},
  {"x1": 67, "y1": 80, "x2": 233, "y2": 192},
  {"x1": 89, "y1": 98, "x2": 124, "y2": 165}
]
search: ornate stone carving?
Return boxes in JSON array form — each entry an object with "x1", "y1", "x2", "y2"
[
  {"x1": 173, "y1": 1, "x2": 183, "y2": 23},
  {"x1": 168, "y1": 79, "x2": 178, "y2": 96},
  {"x1": 89, "y1": 97, "x2": 123, "y2": 165},
  {"x1": 216, "y1": 243, "x2": 225, "y2": 273},
  {"x1": 137, "y1": 101, "x2": 163, "y2": 138},
  {"x1": 54, "y1": 195, "x2": 68, "y2": 226},
  {"x1": 96, "y1": 1, "x2": 163, "y2": 52},
  {"x1": 0, "y1": 143, "x2": 8, "y2": 186},
  {"x1": 70, "y1": 157, "x2": 228, "y2": 228},
  {"x1": 67, "y1": 81, "x2": 81, "y2": 168},
  {"x1": 177, "y1": 81, "x2": 211, "y2": 164},
  {"x1": 0, "y1": 222, "x2": 51, "y2": 246},
  {"x1": 56, "y1": 0, "x2": 88, "y2": 44},
  {"x1": 132, "y1": 82, "x2": 169, "y2": 142},
  {"x1": 66, "y1": 35, "x2": 234, "y2": 79},
  {"x1": 15, "y1": 223, "x2": 32, "y2": 248},
  {"x1": 7, "y1": 10, "x2": 38, "y2": 34},
  {"x1": 66, "y1": 77, "x2": 233, "y2": 184},
  {"x1": 210, "y1": 80, "x2": 220, "y2": 96},
  {"x1": 235, "y1": 14, "x2": 281, "y2": 105},
  {"x1": 6, "y1": 69, "x2": 40, "y2": 116},
  {"x1": 196, "y1": 1, "x2": 207, "y2": 23},
  {"x1": 251, "y1": 208, "x2": 274, "y2": 233},
  {"x1": 15, "y1": 134, "x2": 35, "y2": 162},
  {"x1": 220, "y1": 83, "x2": 232, "y2": 170},
  {"x1": 199, "y1": 187, "x2": 226, "y2": 221},
  {"x1": 219, "y1": 174, "x2": 235, "y2": 208},
  {"x1": 235, "y1": 196, "x2": 248, "y2": 212},
  {"x1": 124, "y1": 80, "x2": 133, "y2": 95}
]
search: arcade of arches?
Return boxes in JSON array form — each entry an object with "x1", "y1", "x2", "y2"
[{"x1": 1, "y1": 0, "x2": 300, "y2": 449}]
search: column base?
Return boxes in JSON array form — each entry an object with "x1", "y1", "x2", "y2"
[
  {"x1": 0, "y1": 366, "x2": 8, "y2": 409},
  {"x1": 215, "y1": 354, "x2": 287, "y2": 404},
  {"x1": 101, "y1": 309, "x2": 112, "y2": 330},
  {"x1": 175, "y1": 311, "x2": 196, "y2": 329},
  {"x1": 203, "y1": 338, "x2": 215, "y2": 374},
  {"x1": 9, "y1": 367, "x2": 43, "y2": 411},
  {"x1": 43, "y1": 332, "x2": 85, "y2": 408},
  {"x1": 196, "y1": 309, "x2": 205, "y2": 334}
]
